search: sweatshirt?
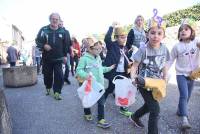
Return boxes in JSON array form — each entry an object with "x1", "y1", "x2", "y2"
[{"x1": 167, "y1": 39, "x2": 200, "y2": 76}]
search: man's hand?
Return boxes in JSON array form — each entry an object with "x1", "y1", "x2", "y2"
[
  {"x1": 63, "y1": 56, "x2": 67, "y2": 64},
  {"x1": 44, "y1": 44, "x2": 52, "y2": 51}
]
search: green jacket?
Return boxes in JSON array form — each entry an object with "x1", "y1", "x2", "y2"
[{"x1": 76, "y1": 52, "x2": 112, "y2": 86}]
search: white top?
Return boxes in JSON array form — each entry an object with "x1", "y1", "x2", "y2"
[
  {"x1": 167, "y1": 39, "x2": 200, "y2": 76},
  {"x1": 116, "y1": 49, "x2": 125, "y2": 73}
]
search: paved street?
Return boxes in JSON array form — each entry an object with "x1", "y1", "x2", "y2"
[{"x1": 0, "y1": 67, "x2": 200, "y2": 134}]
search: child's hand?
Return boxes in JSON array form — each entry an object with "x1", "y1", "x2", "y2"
[
  {"x1": 112, "y1": 21, "x2": 120, "y2": 28},
  {"x1": 110, "y1": 64, "x2": 116, "y2": 69},
  {"x1": 63, "y1": 56, "x2": 67, "y2": 64},
  {"x1": 131, "y1": 77, "x2": 137, "y2": 86}
]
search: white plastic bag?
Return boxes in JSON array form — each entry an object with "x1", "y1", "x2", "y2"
[
  {"x1": 113, "y1": 75, "x2": 137, "y2": 107},
  {"x1": 77, "y1": 77, "x2": 105, "y2": 108}
]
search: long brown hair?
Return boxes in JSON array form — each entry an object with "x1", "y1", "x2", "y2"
[{"x1": 178, "y1": 24, "x2": 195, "y2": 41}]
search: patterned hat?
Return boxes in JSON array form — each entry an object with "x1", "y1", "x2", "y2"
[
  {"x1": 147, "y1": 17, "x2": 166, "y2": 30},
  {"x1": 181, "y1": 18, "x2": 197, "y2": 30},
  {"x1": 114, "y1": 27, "x2": 126, "y2": 36}
]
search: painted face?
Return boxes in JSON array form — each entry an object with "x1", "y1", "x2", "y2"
[
  {"x1": 179, "y1": 25, "x2": 192, "y2": 41},
  {"x1": 50, "y1": 14, "x2": 60, "y2": 28},
  {"x1": 148, "y1": 27, "x2": 165, "y2": 47},
  {"x1": 117, "y1": 35, "x2": 127, "y2": 46}
]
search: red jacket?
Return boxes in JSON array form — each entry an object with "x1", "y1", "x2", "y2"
[{"x1": 71, "y1": 42, "x2": 81, "y2": 58}]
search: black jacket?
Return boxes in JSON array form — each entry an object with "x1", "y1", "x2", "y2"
[
  {"x1": 103, "y1": 27, "x2": 129, "y2": 80},
  {"x1": 35, "y1": 25, "x2": 71, "y2": 62}
]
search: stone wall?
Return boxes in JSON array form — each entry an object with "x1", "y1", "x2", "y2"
[
  {"x1": 3, "y1": 66, "x2": 37, "y2": 87},
  {"x1": 0, "y1": 90, "x2": 12, "y2": 134}
]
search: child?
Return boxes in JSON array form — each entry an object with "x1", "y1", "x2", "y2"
[
  {"x1": 103, "y1": 22, "x2": 133, "y2": 117},
  {"x1": 167, "y1": 19, "x2": 200, "y2": 129},
  {"x1": 130, "y1": 18, "x2": 170, "y2": 134},
  {"x1": 76, "y1": 37, "x2": 115, "y2": 129}
]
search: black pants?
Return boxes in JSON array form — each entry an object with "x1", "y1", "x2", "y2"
[
  {"x1": 43, "y1": 60, "x2": 64, "y2": 94},
  {"x1": 10, "y1": 62, "x2": 16, "y2": 67},
  {"x1": 133, "y1": 87, "x2": 160, "y2": 134},
  {"x1": 64, "y1": 63, "x2": 69, "y2": 81},
  {"x1": 70, "y1": 55, "x2": 79, "y2": 75}
]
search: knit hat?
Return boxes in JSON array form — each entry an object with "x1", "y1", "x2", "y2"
[{"x1": 114, "y1": 27, "x2": 126, "y2": 36}]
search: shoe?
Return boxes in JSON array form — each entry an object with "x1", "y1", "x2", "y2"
[
  {"x1": 119, "y1": 107, "x2": 133, "y2": 117},
  {"x1": 46, "y1": 88, "x2": 51, "y2": 96},
  {"x1": 97, "y1": 119, "x2": 111, "y2": 129},
  {"x1": 129, "y1": 115, "x2": 144, "y2": 128},
  {"x1": 181, "y1": 116, "x2": 191, "y2": 129},
  {"x1": 65, "y1": 79, "x2": 71, "y2": 85},
  {"x1": 54, "y1": 92, "x2": 62, "y2": 100},
  {"x1": 84, "y1": 114, "x2": 93, "y2": 121}
]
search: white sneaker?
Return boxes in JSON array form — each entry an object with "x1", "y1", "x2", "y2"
[{"x1": 181, "y1": 116, "x2": 191, "y2": 129}]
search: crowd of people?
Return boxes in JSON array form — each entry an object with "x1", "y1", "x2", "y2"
[{"x1": 33, "y1": 12, "x2": 200, "y2": 134}]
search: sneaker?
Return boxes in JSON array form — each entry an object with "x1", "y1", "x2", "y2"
[
  {"x1": 129, "y1": 115, "x2": 144, "y2": 128},
  {"x1": 54, "y1": 92, "x2": 62, "y2": 100},
  {"x1": 46, "y1": 88, "x2": 51, "y2": 96},
  {"x1": 119, "y1": 107, "x2": 133, "y2": 117},
  {"x1": 84, "y1": 114, "x2": 93, "y2": 121},
  {"x1": 97, "y1": 119, "x2": 111, "y2": 129},
  {"x1": 181, "y1": 116, "x2": 191, "y2": 129}
]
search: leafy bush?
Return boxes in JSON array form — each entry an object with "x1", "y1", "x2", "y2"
[{"x1": 163, "y1": 3, "x2": 200, "y2": 27}]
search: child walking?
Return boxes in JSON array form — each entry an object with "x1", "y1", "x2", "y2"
[
  {"x1": 76, "y1": 37, "x2": 115, "y2": 128},
  {"x1": 103, "y1": 22, "x2": 133, "y2": 117},
  {"x1": 130, "y1": 18, "x2": 170, "y2": 134},
  {"x1": 167, "y1": 19, "x2": 200, "y2": 129}
]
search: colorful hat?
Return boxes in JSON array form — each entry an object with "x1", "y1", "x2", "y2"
[
  {"x1": 147, "y1": 17, "x2": 166, "y2": 30},
  {"x1": 181, "y1": 18, "x2": 197, "y2": 30},
  {"x1": 114, "y1": 27, "x2": 126, "y2": 36}
]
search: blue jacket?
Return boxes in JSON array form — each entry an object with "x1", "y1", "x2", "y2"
[{"x1": 103, "y1": 27, "x2": 129, "y2": 80}]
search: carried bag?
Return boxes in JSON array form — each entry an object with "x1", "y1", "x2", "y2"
[
  {"x1": 112, "y1": 75, "x2": 137, "y2": 107},
  {"x1": 189, "y1": 68, "x2": 200, "y2": 80},
  {"x1": 77, "y1": 76, "x2": 105, "y2": 108},
  {"x1": 136, "y1": 76, "x2": 166, "y2": 101}
]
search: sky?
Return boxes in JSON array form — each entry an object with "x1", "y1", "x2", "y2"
[{"x1": 0, "y1": 0, "x2": 199, "y2": 43}]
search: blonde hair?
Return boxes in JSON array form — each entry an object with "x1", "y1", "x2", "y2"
[{"x1": 134, "y1": 15, "x2": 144, "y2": 25}]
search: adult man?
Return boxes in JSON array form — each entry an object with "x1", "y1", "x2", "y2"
[
  {"x1": 7, "y1": 43, "x2": 18, "y2": 67},
  {"x1": 35, "y1": 13, "x2": 71, "y2": 100}
]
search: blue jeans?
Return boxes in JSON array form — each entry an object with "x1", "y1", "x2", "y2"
[
  {"x1": 176, "y1": 75, "x2": 194, "y2": 116},
  {"x1": 35, "y1": 57, "x2": 41, "y2": 73},
  {"x1": 84, "y1": 95, "x2": 105, "y2": 121}
]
